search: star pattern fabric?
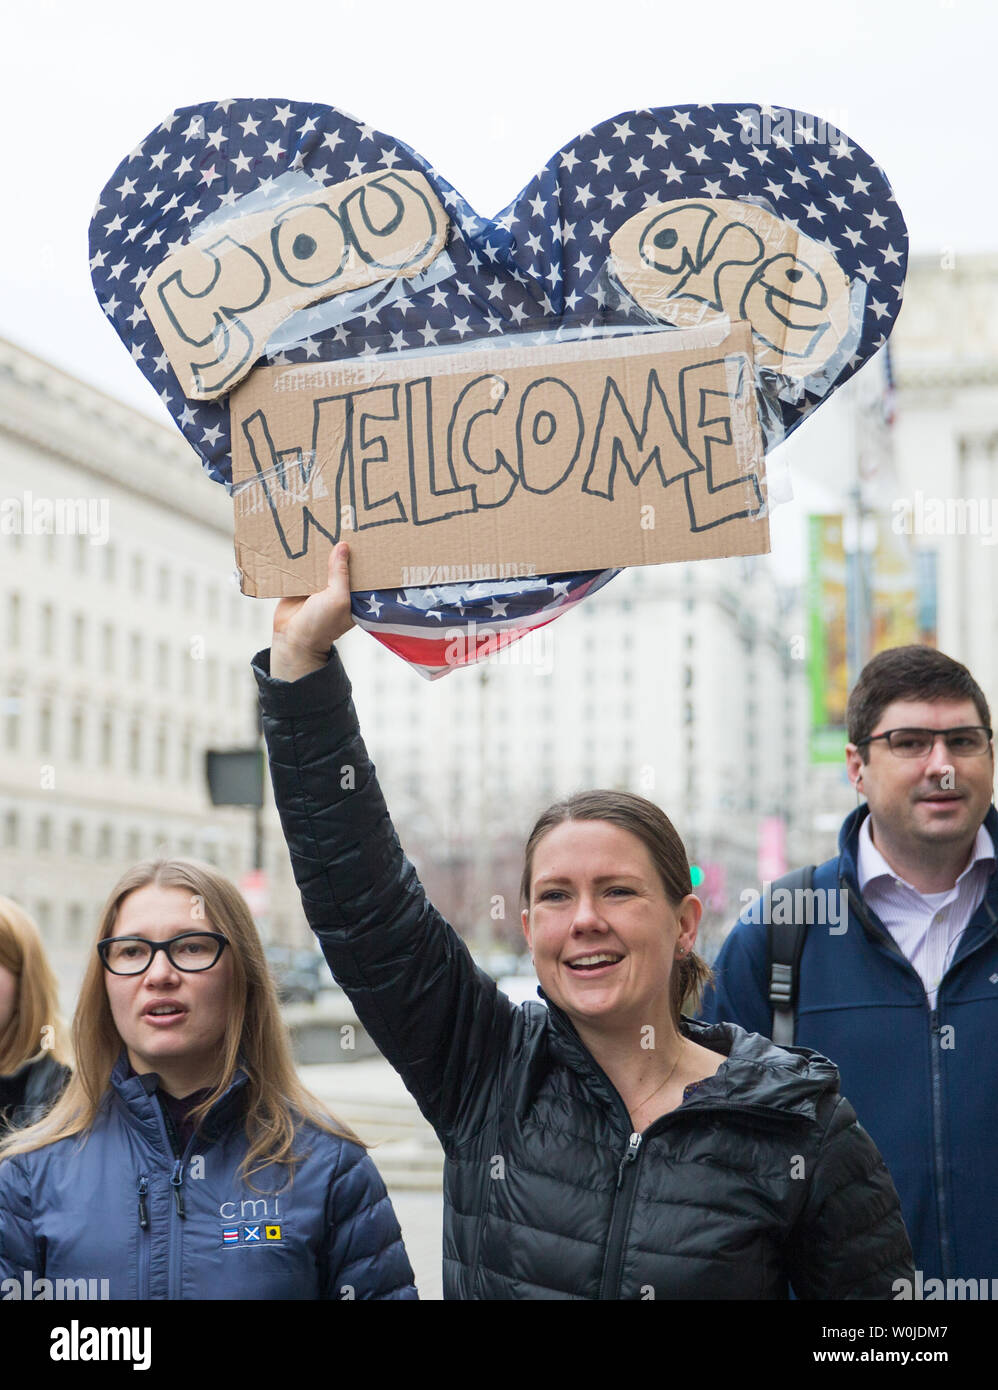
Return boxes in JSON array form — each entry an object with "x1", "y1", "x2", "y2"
[{"x1": 91, "y1": 99, "x2": 907, "y2": 678}]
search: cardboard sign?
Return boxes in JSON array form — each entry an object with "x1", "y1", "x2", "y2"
[
  {"x1": 229, "y1": 321, "x2": 769, "y2": 595},
  {"x1": 611, "y1": 198, "x2": 853, "y2": 378},
  {"x1": 141, "y1": 171, "x2": 449, "y2": 400}
]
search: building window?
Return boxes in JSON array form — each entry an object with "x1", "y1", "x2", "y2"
[
  {"x1": 129, "y1": 633, "x2": 143, "y2": 682},
  {"x1": 157, "y1": 565, "x2": 171, "y2": 603},
  {"x1": 67, "y1": 903, "x2": 85, "y2": 941},
  {"x1": 183, "y1": 574, "x2": 196, "y2": 612},
  {"x1": 40, "y1": 604, "x2": 54, "y2": 657},
  {"x1": 7, "y1": 593, "x2": 21, "y2": 648},
  {"x1": 103, "y1": 543, "x2": 117, "y2": 583},
  {"x1": 38, "y1": 700, "x2": 53, "y2": 756},
  {"x1": 4, "y1": 694, "x2": 20, "y2": 751},
  {"x1": 72, "y1": 613, "x2": 86, "y2": 666},
  {"x1": 155, "y1": 726, "x2": 167, "y2": 778},
  {"x1": 67, "y1": 820, "x2": 84, "y2": 855},
  {"x1": 35, "y1": 900, "x2": 52, "y2": 935},
  {"x1": 70, "y1": 708, "x2": 85, "y2": 762},
  {"x1": 157, "y1": 642, "x2": 170, "y2": 688},
  {"x1": 101, "y1": 622, "x2": 114, "y2": 671},
  {"x1": 101, "y1": 713, "x2": 113, "y2": 767},
  {"x1": 96, "y1": 824, "x2": 113, "y2": 858},
  {"x1": 131, "y1": 554, "x2": 144, "y2": 592},
  {"x1": 126, "y1": 829, "x2": 141, "y2": 860},
  {"x1": 129, "y1": 720, "x2": 142, "y2": 774},
  {"x1": 36, "y1": 816, "x2": 52, "y2": 852},
  {"x1": 74, "y1": 534, "x2": 88, "y2": 574},
  {"x1": 3, "y1": 810, "x2": 18, "y2": 848}
]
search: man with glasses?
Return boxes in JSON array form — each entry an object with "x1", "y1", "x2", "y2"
[{"x1": 701, "y1": 645, "x2": 998, "y2": 1288}]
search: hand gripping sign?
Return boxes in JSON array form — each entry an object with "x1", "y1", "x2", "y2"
[{"x1": 91, "y1": 100, "x2": 907, "y2": 678}]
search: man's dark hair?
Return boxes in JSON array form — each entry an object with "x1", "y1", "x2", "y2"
[{"x1": 847, "y1": 645, "x2": 991, "y2": 761}]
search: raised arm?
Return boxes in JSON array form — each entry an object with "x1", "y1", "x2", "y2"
[{"x1": 254, "y1": 545, "x2": 517, "y2": 1146}]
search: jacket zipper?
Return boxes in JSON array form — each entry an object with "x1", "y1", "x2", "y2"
[
  {"x1": 598, "y1": 1133, "x2": 643, "y2": 1300},
  {"x1": 152, "y1": 1091, "x2": 187, "y2": 1299},
  {"x1": 136, "y1": 1176, "x2": 150, "y2": 1300},
  {"x1": 171, "y1": 1160, "x2": 187, "y2": 1219},
  {"x1": 928, "y1": 1010, "x2": 953, "y2": 1278},
  {"x1": 137, "y1": 1174, "x2": 150, "y2": 1231}
]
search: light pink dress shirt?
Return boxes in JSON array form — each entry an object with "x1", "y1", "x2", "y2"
[{"x1": 857, "y1": 816, "x2": 994, "y2": 1009}]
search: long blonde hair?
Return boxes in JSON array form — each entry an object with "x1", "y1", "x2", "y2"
[
  {"x1": 0, "y1": 861, "x2": 360, "y2": 1181},
  {"x1": 0, "y1": 896, "x2": 70, "y2": 1074}
]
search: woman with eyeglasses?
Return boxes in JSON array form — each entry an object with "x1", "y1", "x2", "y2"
[
  {"x1": 0, "y1": 898, "x2": 71, "y2": 1139},
  {"x1": 0, "y1": 859, "x2": 417, "y2": 1300},
  {"x1": 251, "y1": 543, "x2": 915, "y2": 1300}
]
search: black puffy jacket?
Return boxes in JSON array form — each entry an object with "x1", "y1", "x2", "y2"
[
  {"x1": 0, "y1": 1055, "x2": 70, "y2": 1138},
  {"x1": 255, "y1": 649, "x2": 914, "y2": 1300}
]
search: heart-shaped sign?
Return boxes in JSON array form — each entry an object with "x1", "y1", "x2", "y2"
[{"x1": 91, "y1": 99, "x2": 907, "y2": 677}]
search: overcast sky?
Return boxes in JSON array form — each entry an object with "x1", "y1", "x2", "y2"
[{"x1": 1, "y1": 0, "x2": 993, "y2": 424}]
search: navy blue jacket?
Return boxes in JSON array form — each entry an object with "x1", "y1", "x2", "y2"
[
  {"x1": 0, "y1": 1054, "x2": 417, "y2": 1300},
  {"x1": 701, "y1": 803, "x2": 998, "y2": 1282}
]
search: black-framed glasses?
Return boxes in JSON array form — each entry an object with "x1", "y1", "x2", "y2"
[
  {"x1": 98, "y1": 932, "x2": 228, "y2": 976},
  {"x1": 856, "y1": 726, "x2": 993, "y2": 758}
]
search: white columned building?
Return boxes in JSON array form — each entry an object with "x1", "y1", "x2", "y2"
[{"x1": 0, "y1": 337, "x2": 305, "y2": 996}]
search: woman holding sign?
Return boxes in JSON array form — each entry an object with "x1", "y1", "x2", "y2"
[
  {"x1": 254, "y1": 544, "x2": 914, "y2": 1300},
  {"x1": 0, "y1": 858, "x2": 417, "y2": 1300}
]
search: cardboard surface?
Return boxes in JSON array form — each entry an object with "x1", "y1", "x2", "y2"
[
  {"x1": 141, "y1": 171, "x2": 449, "y2": 401},
  {"x1": 229, "y1": 321, "x2": 769, "y2": 595},
  {"x1": 610, "y1": 198, "x2": 852, "y2": 378}
]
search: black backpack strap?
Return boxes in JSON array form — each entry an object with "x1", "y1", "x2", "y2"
[{"x1": 765, "y1": 866, "x2": 815, "y2": 1047}]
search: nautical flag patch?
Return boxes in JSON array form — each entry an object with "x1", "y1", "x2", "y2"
[
  {"x1": 222, "y1": 1228, "x2": 240, "y2": 1245},
  {"x1": 265, "y1": 1226, "x2": 282, "y2": 1241},
  {"x1": 243, "y1": 1225, "x2": 261, "y2": 1243}
]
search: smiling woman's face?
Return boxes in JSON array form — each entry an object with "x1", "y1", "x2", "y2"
[
  {"x1": 103, "y1": 884, "x2": 232, "y2": 1090},
  {"x1": 521, "y1": 820, "x2": 698, "y2": 1033}
]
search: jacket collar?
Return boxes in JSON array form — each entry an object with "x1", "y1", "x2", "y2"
[
  {"x1": 109, "y1": 1051, "x2": 250, "y2": 1149},
  {"x1": 836, "y1": 803, "x2": 998, "y2": 940},
  {"x1": 542, "y1": 995, "x2": 837, "y2": 1123}
]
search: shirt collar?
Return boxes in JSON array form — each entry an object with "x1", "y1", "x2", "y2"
[{"x1": 857, "y1": 815, "x2": 995, "y2": 896}]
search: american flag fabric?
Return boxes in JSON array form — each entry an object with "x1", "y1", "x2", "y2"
[{"x1": 90, "y1": 99, "x2": 907, "y2": 678}]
